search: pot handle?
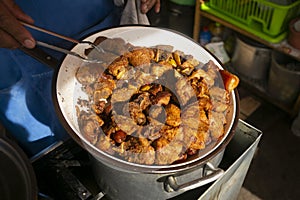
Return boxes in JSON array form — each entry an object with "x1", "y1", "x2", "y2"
[{"x1": 164, "y1": 162, "x2": 224, "y2": 193}]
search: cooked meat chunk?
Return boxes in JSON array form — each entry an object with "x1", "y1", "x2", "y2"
[
  {"x1": 111, "y1": 87, "x2": 137, "y2": 102},
  {"x1": 154, "y1": 47, "x2": 173, "y2": 63},
  {"x1": 140, "y1": 124, "x2": 163, "y2": 141},
  {"x1": 79, "y1": 113, "x2": 104, "y2": 145},
  {"x1": 127, "y1": 48, "x2": 155, "y2": 67},
  {"x1": 179, "y1": 57, "x2": 199, "y2": 75},
  {"x1": 220, "y1": 70, "x2": 240, "y2": 92},
  {"x1": 125, "y1": 102, "x2": 146, "y2": 125},
  {"x1": 134, "y1": 92, "x2": 152, "y2": 110},
  {"x1": 209, "y1": 86, "x2": 229, "y2": 103},
  {"x1": 112, "y1": 115, "x2": 139, "y2": 135},
  {"x1": 95, "y1": 134, "x2": 114, "y2": 155},
  {"x1": 148, "y1": 84, "x2": 163, "y2": 95},
  {"x1": 198, "y1": 96, "x2": 212, "y2": 111},
  {"x1": 172, "y1": 50, "x2": 183, "y2": 66},
  {"x1": 155, "y1": 127, "x2": 185, "y2": 165},
  {"x1": 189, "y1": 68, "x2": 215, "y2": 87},
  {"x1": 150, "y1": 64, "x2": 172, "y2": 77},
  {"x1": 181, "y1": 102, "x2": 209, "y2": 131},
  {"x1": 123, "y1": 137, "x2": 156, "y2": 165},
  {"x1": 211, "y1": 99, "x2": 229, "y2": 112},
  {"x1": 148, "y1": 105, "x2": 166, "y2": 123},
  {"x1": 155, "y1": 140, "x2": 183, "y2": 165},
  {"x1": 209, "y1": 111, "x2": 226, "y2": 140},
  {"x1": 93, "y1": 75, "x2": 116, "y2": 101},
  {"x1": 92, "y1": 100, "x2": 106, "y2": 115},
  {"x1": 153, "y1": 91, "x2": 171, "y2": 106},
  {"x1": 165, "y1": 104, "x2": 181, "y2": 127},
  {"x1": 182, "y1": 126, "x2": 209, "y2": 152},
  {"x1": 107, "y1": 56, "x2": 129, "y2": 79},
  {"x1": 76, "y1": 64, "x2": 105, "y2": 85},
  {"x1": 176, "y1": 77, "x2": 197, "y2": 105}
]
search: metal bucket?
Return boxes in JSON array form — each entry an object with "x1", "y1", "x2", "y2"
[
  {"x1": 267, "y1": 51, "x2": 300, "y2": 105},
  {"x1": 231, "y1": 35, "x2": 271, "y2": 81}
]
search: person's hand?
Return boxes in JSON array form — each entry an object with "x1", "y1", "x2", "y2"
[
  {"x1": 140, "y1": 0, "x2": 160, "y2": 14},
  {"x1": 0, "y1": 0, "x2": 35, "y2": 49}
]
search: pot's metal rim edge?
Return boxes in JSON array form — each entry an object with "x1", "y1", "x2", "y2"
[
  {"x1": 52, "y1": 25, "x2": 240, "y2": 173},
  {"x1": 0, "y1": 135, "x2": 38, "y2": 199}
]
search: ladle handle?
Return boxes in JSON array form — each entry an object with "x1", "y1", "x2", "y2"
[{"x1": 20, "y1": 21, "x2": 79, "y2": 44}]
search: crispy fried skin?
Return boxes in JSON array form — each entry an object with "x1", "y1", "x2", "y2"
[{"x1": 76, "y1": 37, "x2": 239, "y2": 165}]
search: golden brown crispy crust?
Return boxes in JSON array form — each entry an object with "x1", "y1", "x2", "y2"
[{"x1": 76, "y1": 37, "x2": 239, "y2": 165}]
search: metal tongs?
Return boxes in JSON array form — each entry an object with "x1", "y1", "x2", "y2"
[{"x1": 21, "y1": 21, "x2": 103, "y2": 63}]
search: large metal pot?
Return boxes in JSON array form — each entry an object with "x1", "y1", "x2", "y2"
[
  {"x1": 267, "y1": 50, "x2": 300, "y2": 105},
  {"x1": 48, "y1": 26, "x2": 239, "y2": 199},
  {"x1": 91, "y1": 149, "x2": 224, "y2": 199},
  {"x1": 231, "y1": 35, "x2": 271, "y2": 81}
]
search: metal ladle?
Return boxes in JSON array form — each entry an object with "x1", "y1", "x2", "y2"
[{"x1": 21, "y1": 21, "x2": 103, "y2": 63}]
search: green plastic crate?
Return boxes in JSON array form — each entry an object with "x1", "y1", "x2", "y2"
[{"x1": 201, "y1": 0, "x2": 300, "y2": 43}]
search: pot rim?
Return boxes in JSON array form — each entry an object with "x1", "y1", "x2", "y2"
[
  {"x1": 0, "y1": 131, "x2": 38, "y2": 199},
  {"x1": 52, "y1": 25, "x2": 240, "y2": 173}
]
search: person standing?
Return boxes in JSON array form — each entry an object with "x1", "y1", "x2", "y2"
[{"x1": 0, "y1": 0, "x2": 160, "y2": 156}]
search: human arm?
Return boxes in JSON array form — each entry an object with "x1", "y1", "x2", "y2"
[
  {"x1": 140, "y1": 0, "x2": 160, "y2": 14},
  {"x1": 0, "y1": 0, "x2": 35, "y2": 49}
]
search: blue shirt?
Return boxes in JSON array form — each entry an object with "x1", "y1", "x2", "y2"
[{"x1": 0, "y1": 0, "x2": 121, "y2": 156}]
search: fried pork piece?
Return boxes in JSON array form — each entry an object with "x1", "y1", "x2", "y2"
[
  {"x1": 209, "y1": 111, "x2": 226, "y2": 140},
  {"x1": 127, "y1": 48, "x2": 155, "y2": 67},
  {"x1": 78, "y1": 112, "x2": 104, "y2": 145},
  {"x1": 155, "y1": 140, "x2": 184, "y2": 165},
  {"x1": 111, "y1": 87, "x2": 137, "y2": 102},
  {"x1": 182, "y1": 125, "x2": 210, "y2": 152},
  {"x1": 107, "y1": 56, "x2": 130, "y2": 79},
  {"x1": 220, "y1": 70, "x2": 239, "y2": 92},
  {"x1": 148, "y1": 84, "x2": 163, "y2": 95},
  {"x1": 125, "y1": 102, "x2": 146, "y2": 125},
  {"x1": 172, "y1": 50, "x2": 184, "y2": 66},
  {"x1": 134, "y1": 92, "x2": 152, "y2": 110},
  {"x1": 152, "y1": 91, "x2": 171, "y2": 106},
  {"x1": 176, "y1": 77, "x2": 198, "y2": 105},
  {"x1": 147, "y1": 105, "x2": 166, "y2": 124},
  {"x1": 140, "y1": 123, "x2": 164, "y2": 141},
  {"x1": 211, "y1": 99, "x2": 229, "y2": 113},
  {"x1": 122, "y1": 137, "x2": 156, "y2": 165},
  {"x1": 93, "y1": 75, "x2": 116, "y2": 100},
  {"x1": 165, "y1": 104, "x2": 181, "y2": 127},
  {"x1": 92, "y1": 100, "x2": 106, "y2": 115},
  {"x1": 150, "y1": 63, "x2": 173, "y2": 78},
  {"x1": 111, "y1": 115, "x2": 139, "y2": 135},
  {"x1": 95, "y1": 134, "x2": 114, "y2": 155},
  {"x1": 178, "y1": 56, "x2": 199, "y2": 76},
  {"x1": 75, "y1": 63, "x2": 105, "y2": 85},
  {"x1": 154, "y1": 126, "x2": 185, "y2": 165},
  {"x1": 198, "y1": 96, "x2": 212, "y2": 111},
  {"x1": 154, "y1": 46, "x2": 173, "y2": 62},
  {"x1": 204, "y1": 60, "x2": 219, "y2": 80},
  {"x1": 209, "y1": 86, "x2": 229, "y2": 103},
  {"x1": 181, "y1": 102, "x2": 209, "y2": 131}
]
